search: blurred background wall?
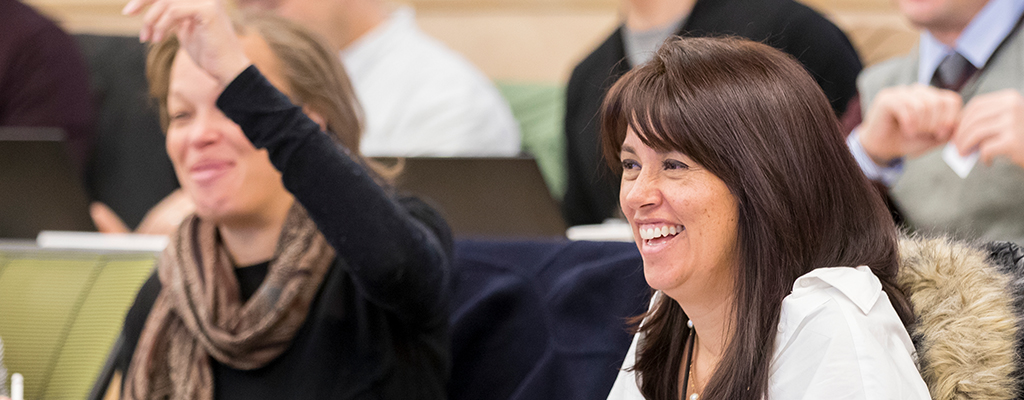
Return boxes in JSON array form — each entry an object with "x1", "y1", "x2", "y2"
[{"x1": 23, "y1": 0, "x2": 919, "y2": 84}]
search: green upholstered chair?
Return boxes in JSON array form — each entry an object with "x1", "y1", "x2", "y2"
[
  {"x1": 496, "y1": 82, "x2": 566, "y2": 200},
  {"x1": 0, "y1": 246, "x2": 155, "y2": 399}
]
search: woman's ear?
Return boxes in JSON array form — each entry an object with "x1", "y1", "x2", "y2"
[{"x1": 304, "y1": 107, "x2": 328, "y2": 132}]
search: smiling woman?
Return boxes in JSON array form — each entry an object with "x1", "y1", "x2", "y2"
[
  {"x1": 107, "y1": 6, "x2": 451, "y2": 400},
  {"x1": 602, "y1": 37, "x2": 930, "y2": 400}
]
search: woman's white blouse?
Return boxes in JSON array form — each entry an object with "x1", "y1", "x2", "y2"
[{"x1": 606, "y1": 266, "x2": 931, "y2": 400}]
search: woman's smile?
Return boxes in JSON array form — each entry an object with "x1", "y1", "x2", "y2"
[
  {"x1": 189, "y1": 158, "x2": 235, "y2": 186},
  {"x1": 636, "y1": 221, "x2": 686, "y2": 250}
]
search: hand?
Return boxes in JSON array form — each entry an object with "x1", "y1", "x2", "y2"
[
  {"x1": 90, "y1": 190, "x2": 196, "y2": 236},
  {"x1": 952, "y1": 89, "x2": 1024, "y2": 168},
  {"x1": 859, "y1": 84, "x2": 962, "y2": 165},
  {"x1": 90, "y1": 201, "x2": 132, "y2": 233},
  {"x1": 122, "y1": 0, "x2": 249, "y2": 87},
  {"x1": 134, "y1": 189, "x2": 196, "y2": 235}
]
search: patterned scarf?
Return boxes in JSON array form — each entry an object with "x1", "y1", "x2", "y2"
[{"x1": 123, "y1": 203, "x2": 335, "y2": 400}]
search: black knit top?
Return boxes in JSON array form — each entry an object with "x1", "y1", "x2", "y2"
[{"x1": 115, "y1": 66, "x2": 453, "y2": 399}]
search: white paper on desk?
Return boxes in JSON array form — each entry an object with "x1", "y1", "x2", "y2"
[
  {"x1": 942, "y1": 143, "x2": 979, "y2": 179},
  {"x1": 565, "y1": 221, "x2": 634, "y2": 242}
]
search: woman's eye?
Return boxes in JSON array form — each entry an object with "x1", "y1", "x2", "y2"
[
  {"x1": 620, "y1": 159, "x2": 641, "y2": 180},
  {"x1": 169, "y1": 111, "x2": 192, "y2": 123},
  {"x1": 664, "y1": 159, "x2": 689, "y2": 170}
]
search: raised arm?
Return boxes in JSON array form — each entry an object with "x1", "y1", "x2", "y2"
[
  {"x1": 122, "y1": 0, "x2": 450, "y2": 324},
  {"x1": 219, "y1": 66, "x2": 450, "y2": 323}
]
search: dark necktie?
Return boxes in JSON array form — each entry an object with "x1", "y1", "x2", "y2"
[{"x1": 930, "y1": 52, "x2": 977, "y2": 91}]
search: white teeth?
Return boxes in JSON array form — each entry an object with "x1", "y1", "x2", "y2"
[{"x1": 638, "y1": 225, "x2": 684, "y2": 240}]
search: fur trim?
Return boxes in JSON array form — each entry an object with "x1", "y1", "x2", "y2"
[{"x1": 898, "y1": 236, "x2": 1020, "y2": 400}]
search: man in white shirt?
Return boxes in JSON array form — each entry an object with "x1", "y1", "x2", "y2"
[
  {"x1": 237, "y1": 0, "x2": 522, "y2": 156},
  {"x1": 850, "y1": 0, "x2": 1024, "y2": 245}
]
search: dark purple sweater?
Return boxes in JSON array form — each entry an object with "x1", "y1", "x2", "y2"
[{"x1": 0, "y1": 0, "x2": 95, "y2": 170}]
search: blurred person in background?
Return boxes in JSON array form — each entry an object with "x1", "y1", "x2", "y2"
[
  {"x1": 562, "y1": 0, "x2": 863, "y2": 226},
  {"x1": 236, "y1": 0, "x2": 521, "y2": 156},
  {"x1": 0, "y1": 0, "x2": 95, "y2": 170},
  {"x1": 849, "y1": 0, "x2": 1024, "y2": 245}
]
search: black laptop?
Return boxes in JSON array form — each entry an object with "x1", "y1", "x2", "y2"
[
  {"x1": 0, "y1": 127, "x2": 95, "y2": 238},
  {"x1": 376, "y1": 157, "x2": 566, "y2": 238}
]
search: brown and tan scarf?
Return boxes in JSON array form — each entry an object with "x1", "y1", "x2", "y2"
[{"x1": 123, "y1": 203, "x2": 335, "y2": 400}]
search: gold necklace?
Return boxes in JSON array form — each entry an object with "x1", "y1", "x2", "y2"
[
  {"x1": 692, "y1": 333, "x2": 700, "y2": 400},
  {"x1": 684, "y1": 320, "x2": 701, "y2": 400}
]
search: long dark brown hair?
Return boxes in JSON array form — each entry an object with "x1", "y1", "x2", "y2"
[{"x1": 601, "y1": 36, "x2": 914, "y2": 400}]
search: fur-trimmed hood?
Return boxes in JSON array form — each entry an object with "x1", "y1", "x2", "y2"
[{"x1": 898, "y1": 236, "x2": 1024, "y2": 400}]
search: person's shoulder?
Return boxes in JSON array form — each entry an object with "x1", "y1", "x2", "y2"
[
  {"x1": 858, "y1": 51, "x2": 919, "y2": 104},
  {"x1": 566, "y1": 27, "x2": 627, "y2": 108},
  {"x1": 774, "y1": 266, "x2": 931, "y2": 398},
  {"x1": 114, "y1": 269, "x2": 162, "y2": 373},
  {"x1": 747, "y1": 0, "x2": 849, "y2": 44},
  {"x1": 380, "y1": 15, "x2": 493, "y2": 88},
  {"x1": 687, "y1": 0, "x2": 850, "y2": 57},
  {"x1": 861, "y1": 53, "x2": 917, "y2": 83},
  {"x1": 396, "y1": 194, "x2": 454, "y2": 261},
  {"x1": 692, "y1": 0, "x2": 825, "y2": 31},
  {"x1": 0, "y1": 0, "x2": 52, "y2": 36},
  {"x1": 370, "y1": 16, "x2": 513, "y2": 120},
  {"x1": 126, "y1": 271, "x2": 163, "y2": 326},
  {"x1": 569, "y1": 27, "x2": 625, "y2": 81},
  {"x1": 778, "y1": 267, "x2": 884, "y2": 335},
  {"x1": 770, "y1": 0, "x2": 833, "y2": 23},
  {"x1": 793, "y1": 266, "x2": 882, "y2": 304},
  {"x1": 0, "y1": 0, "x2": 77, "y2": 58}
]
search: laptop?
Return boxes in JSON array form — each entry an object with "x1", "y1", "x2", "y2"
[
  {"x1": 375, "y1": 157, "x2": 566, "y2": 238},
  {"x1": 0, "y1": 127, "x2": 95, "y2": 238}
]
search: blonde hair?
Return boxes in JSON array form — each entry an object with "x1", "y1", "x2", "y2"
[{"x1": 146, "y1": 11, "x2": 395, "y2": 181}]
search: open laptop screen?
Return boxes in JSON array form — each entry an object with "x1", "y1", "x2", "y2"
[
  {"x1": 375, "y1": 157, "x2": 566, "y2": 238},
  {"x1": 0, "y1": 127, "x2": 95, "y2": 238}
]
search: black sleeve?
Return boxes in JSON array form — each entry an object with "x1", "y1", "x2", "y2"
[
  {"x1": 114, "y1": 271, "x2": 161, "y2": 375},
  {"x1": 777, "y1": 6, "x2": 862, "y2": 117},
  {"x1": 216, "y1": 66, "x2": 451, "y2": 325},
  {"x1": 562, "y1": 29, "x2": 630, "y2": 227},
  {"x1": 563, "y1": 61, "x2": 604, "y2": 227},
  {"x1": 683, "y1": 0, "x2": 862, "y2": 118}
]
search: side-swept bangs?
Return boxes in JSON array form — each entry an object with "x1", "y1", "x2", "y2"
[{"x1": 600, "y1": 35, "x2": 835, "y2": 200}]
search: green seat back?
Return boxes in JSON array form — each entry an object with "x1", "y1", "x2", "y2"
[
  {"x1": 0, "y1": 249, "x2": 155, "y2": 399},
  {"x1": 497, "y1": 82, "x2": 566, "y2": 200}
]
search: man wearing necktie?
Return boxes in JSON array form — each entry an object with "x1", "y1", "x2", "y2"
[{"x1": 848, "y1": 0, "x2": 1024, "y2": 246}]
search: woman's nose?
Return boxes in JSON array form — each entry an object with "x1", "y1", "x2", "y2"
[
  {"x1": 623, "y1": 170, "x2": 662, "y2": 210},
  {"x1": 186, "y1": 113, "x2": 227, "y2": 148}
]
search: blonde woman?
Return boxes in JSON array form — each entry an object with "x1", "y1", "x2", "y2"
[{"x1": 108, "y1": 4, "x2": 451, "y2": 399}]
